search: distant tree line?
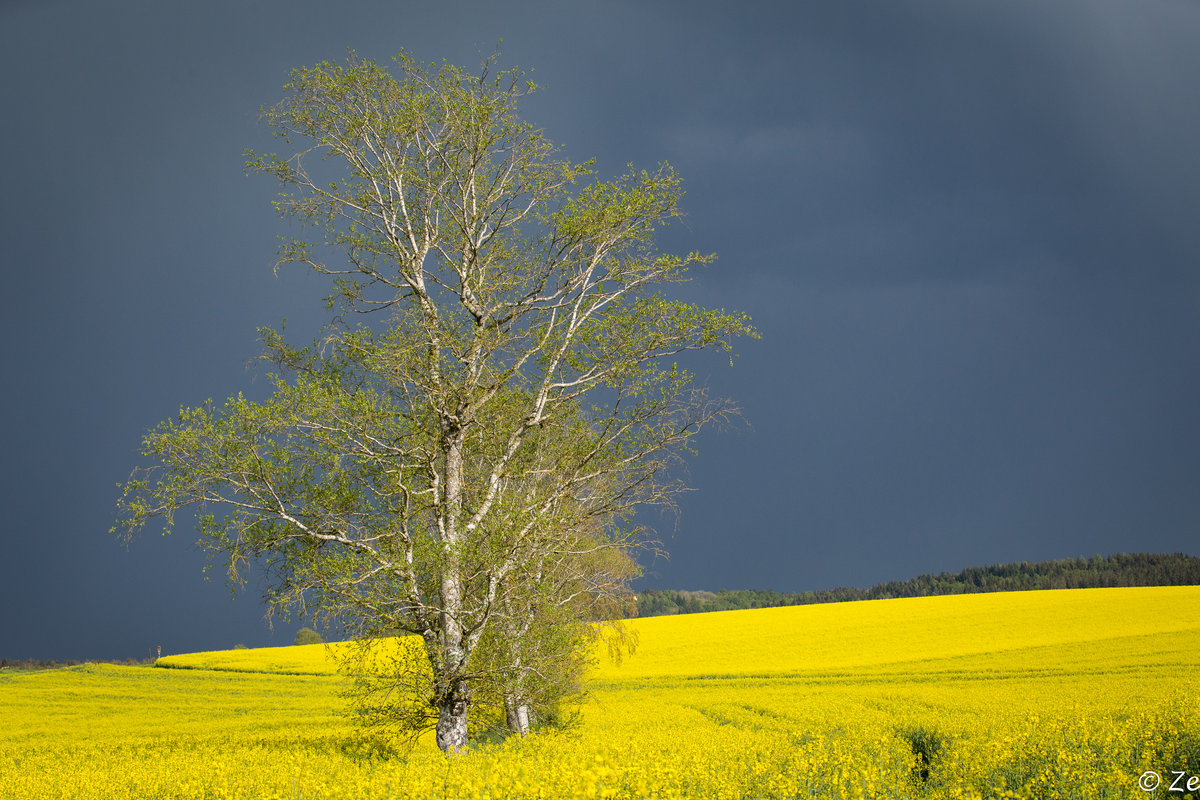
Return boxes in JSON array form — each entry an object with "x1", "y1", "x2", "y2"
[
  {"x1": 634, "y1": 553, "x2": 1200, "y2": 617},
  {"x1": 0, "y1": 657, "x2": 154, "y2": 671}
]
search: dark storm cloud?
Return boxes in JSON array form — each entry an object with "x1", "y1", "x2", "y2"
[
  {"x1": 1, "y1": 0, "x2": 1197, "y2": 660},
  {"x1": 647, "y1": 1, "x2": 1200, "y2": 290}
]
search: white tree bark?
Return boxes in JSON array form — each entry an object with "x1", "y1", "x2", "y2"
[{"x1": 435, "y1": 690, "x2": 470, "y2": 753}]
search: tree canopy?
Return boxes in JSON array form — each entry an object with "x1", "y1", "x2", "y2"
[{"x1": 115, "y1": 51, "x2": 754, "y2": 753}]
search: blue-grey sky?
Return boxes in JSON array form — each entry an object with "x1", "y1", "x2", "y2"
[{"x1": 2, "y1": 0, "x2": 1198, "y2": 661}]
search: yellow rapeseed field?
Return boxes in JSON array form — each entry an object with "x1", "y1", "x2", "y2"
[{"x1": 3, "y1": 586, "x2": 1198, "y2": 799}]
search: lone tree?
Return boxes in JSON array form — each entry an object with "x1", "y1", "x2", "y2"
[{"x1": 114, "y1": 51, "x2": 754, "y2": 753}]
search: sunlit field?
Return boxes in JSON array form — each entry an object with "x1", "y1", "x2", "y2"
[{"x1": 3, "y1": 586, "x2": 1198, "y2": 799}]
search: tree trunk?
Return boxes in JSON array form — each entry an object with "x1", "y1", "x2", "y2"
[
  {"x1": 504, "y1": 694, "x2": 531, "y2": 736},
  {"x1": 436, "y1": 563, "x2": 469, "y2": 753},
  {"x1": 436, "y1": 689, "x2": 470, "y2": 753},
  {"x1": 435, "y1": 431, "x2": 471, "y2": 754}
]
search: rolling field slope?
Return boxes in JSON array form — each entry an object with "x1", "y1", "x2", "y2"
[{"x1": 3, "y1": 587, "x2": 1198, "y2": 799}]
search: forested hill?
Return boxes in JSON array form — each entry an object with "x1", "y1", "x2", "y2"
[{"x1": 634, "y1": 553, "x2": 1200, "y2": 618}]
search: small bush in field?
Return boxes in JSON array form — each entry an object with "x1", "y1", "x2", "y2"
[{"x1": 294, "y1": 628, "x2": 323, "y2": 646}]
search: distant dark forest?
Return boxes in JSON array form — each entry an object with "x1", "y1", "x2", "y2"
[
  {"x1": 634, "y1": 553, "x2": 1200, "y2": 618},
  {"x1": 0, "y1": 657, "x2": 153, "y2": 671}
]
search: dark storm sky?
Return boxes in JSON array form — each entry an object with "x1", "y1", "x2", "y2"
[{"x1": 2, "y1": 0, "x2": 1198, "y2": 661}]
